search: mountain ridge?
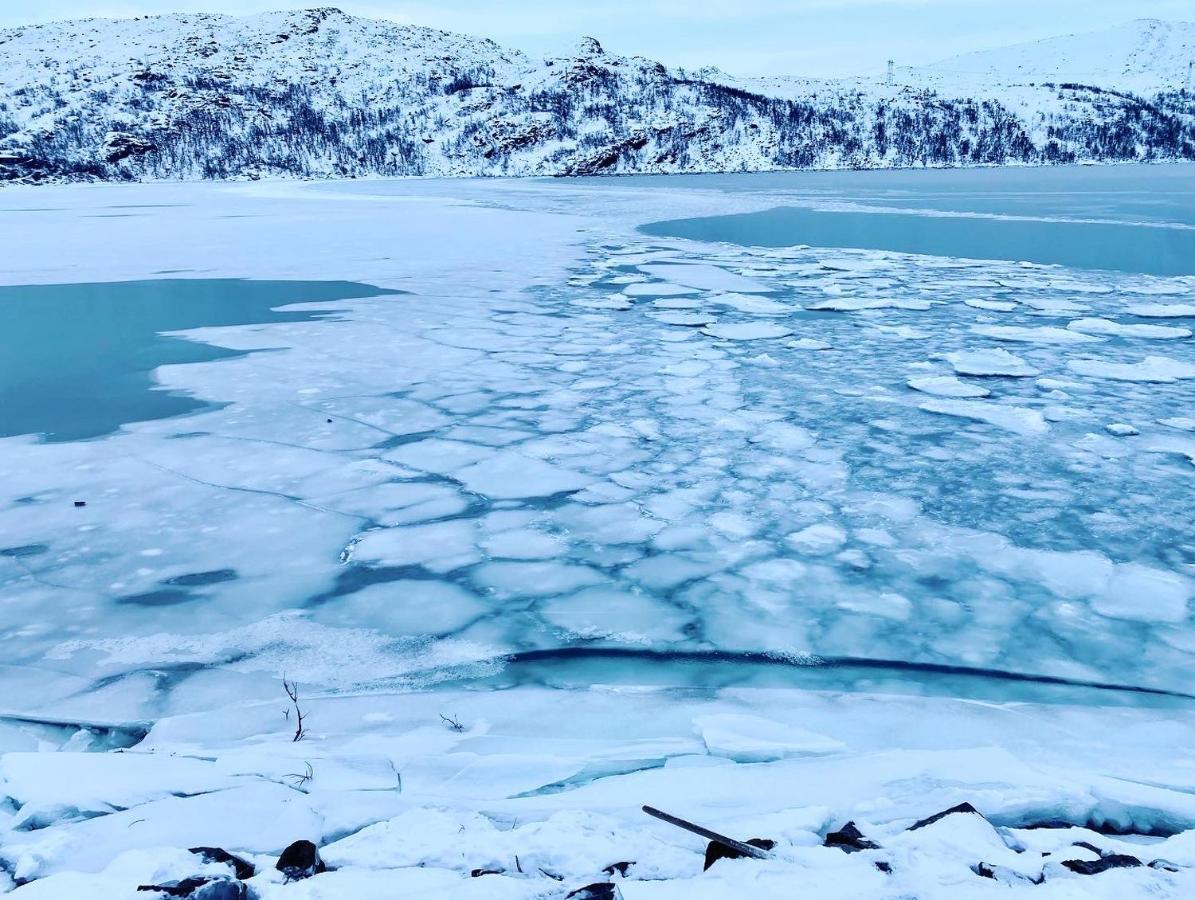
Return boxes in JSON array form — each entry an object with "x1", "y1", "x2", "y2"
[{"x1": 1, "y1": 8, "x2": 1192, "y2": 183}]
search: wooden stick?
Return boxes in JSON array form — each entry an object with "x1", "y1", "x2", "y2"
[{"x1": 641, "y1": 805, "x2": 772, "y2": 859}]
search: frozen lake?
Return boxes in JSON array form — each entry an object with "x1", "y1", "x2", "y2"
[
  {"x1": 3, "y1": 168, "x2": 1195, "y2": 899},
  {"x1": 0, "y1": 167, "x2": 1193, "y2": 725}
]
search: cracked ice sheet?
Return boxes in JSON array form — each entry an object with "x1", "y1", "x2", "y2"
[{"x1": 2, "y1": 180, "x2": 1195, "y2": 705}]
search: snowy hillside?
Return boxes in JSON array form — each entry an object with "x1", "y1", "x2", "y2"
[
  {"x1": 920, "y1": 18, "x2": 1195, "y2": 95},
  {"x1": 0, "y1": 7, "x2": 1193, "y2": 182}
]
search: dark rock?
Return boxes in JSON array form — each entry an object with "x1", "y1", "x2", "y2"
[
  {"x1": 565, "y1": 884, "x2": 621, "y2": 900},
  {"x1": 1149, "y1": 859, "x2": 1180, "y2": 872},
  {"x1": 1062, "y1": 854, "x2": 1142, "y2": 875},
  {"x1": 102, "y1": 132, "x2": 158, "y2": 165},
  {"x1": 874, "y1": 860, "x2": 892, "y2": 874},
  {"x1": 188, "y1": 846, "x2": 255, "y2": 880},
  {"x1": 602, "y1": 860, "x2": 634, "y2": 877},
  {"x1": 908, "y1": 802, "x2": 983, "y2": 831},
  {"x1": 703, "y1": 838, "x2": 776, "y2": 870},
  {"x1": 275, "y1": 839, "x2": 326, "y2": 882},
  {"x1": 973, "y1": 862, "x2": 1043, "y2": 885},
  {"x1": 471, "y1": 868, "x2": 503, "y2": 877},
  {"x1": 137, "y1": 877, "x2": 248, "y2": 898},
  {"x1": 74, "y1": 500, "x2": 86, "y2": 507},
  {"x1": 137, "y1": 878, "x2": 210, "y2": 897},
  {"x1": 193, "y1": 882, "x2": 250, "y2": 900},
  {"x1": 824, "y1": 821, "x2": 880, "y2": 853}
]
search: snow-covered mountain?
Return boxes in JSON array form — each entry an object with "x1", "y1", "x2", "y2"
[
  {"x1": 918, "y1": 18, "x2": 1195, "y2": 95},
  {"x1": 0, "y1": 7, "x2": 1192, "y2": 182}
]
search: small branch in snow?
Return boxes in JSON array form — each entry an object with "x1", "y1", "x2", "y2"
[
  {"x1": 284, "y1": 761, "x2": 314, "y2": 789},
  {"x1": 440, "y1": 713, "x2": 465, "y2": 732},
  {"x1": 283, "y1": 676, "x2": 306, "y2": 742}
]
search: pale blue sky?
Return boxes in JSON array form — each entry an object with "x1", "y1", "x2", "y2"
[{"x1": 2, "y1": 1, "x2": 1189, "y2": 77}]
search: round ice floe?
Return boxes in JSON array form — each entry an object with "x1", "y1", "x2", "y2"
[
  {"x1": 573, "y1": 296, "x2": 632, "y2": 311},
  {"x1": 1091, "y1": 564, "x2": 1192, "y2": 623},
  {"x1": 945, "y1": 348, "x2": 1040, "y2": 377},
  {"x1": 971, "y1": 325, "x2": 1102, "y2": 344},
  {"x1": 740, "y1": 558, "x2": 808, "y2": 582},
  {"x1": 1067, "y1": 318, "x2": 1191, "y2": 339},
  {"x1": 1127, "y1": 303, "x2": 1195, "y2": 318},
  {"x1": 622, "y1": 282, "x2": 699, "y2": 298},
  {"x1": 964, "y1": 299, "x2": 1017, "y2": 312},
  {"x1": 907, "y1": 376, "x2": 991, "y2": 399},
  {"x1": 808, "y1": 297, "x2": 932, "y2": 312},
  {"x1": 313, "y1": 581, "x2": 489, "y2": 637},
  {"x1": 481, "y1": 527, "x2": 565, "y2": 560},
  {"x1": 640, "y1": 263, "x2": 772, "y2": 294},
  {"x1": 836, "y1": 590, "x2": 913, "y2": 620},
  {"x1": 454, "y1": 452, "x2": 596, "y2": 499},
  {"x1": 649, "y1": 311, "x2": 716, "y2": 326},
  {"x1": 1068, "y1": 356, "x2": 1195, "y2": 383},
  {"x1": 660, "y1": 359, "x2": 711, "y2": 377},
  {"x1": 819, "y1": 257, "x2": 883, "y2": 273},
  {"x1": 1104, "y1": 423, "x2": 1139, "y2": 437},
  {"x1": 784, "y1": 522, "x2": 847, "y2": 555},
  {"x1": 711, "y1": 293, "x2": 792, "y2": 315},
  {"x1": 540, "y1": 585, "x2": 691, "y2": 642},
  {"x1": 708, "y1": 511, "x2": 758, "y2": 538},
  {"x1": 702, "y1": 323, "x2": 792, "y2": 340},
  {"x1": 345, "y1": 521, "x2": 480, "y2": 572},
  {"x1": 918, "y1": 399, "x2": 1049, "y2": 436},
  {"x1": 473, "y1": 561, "x2": 605, "y2": 596}
]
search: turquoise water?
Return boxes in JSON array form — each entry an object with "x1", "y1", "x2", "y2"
[
  {"x1": 641, "y1": 203, "x2": 1195, "y2": 275},
  {"x1": 0, "y1": 279, "x2": 400, "y2": 441}
]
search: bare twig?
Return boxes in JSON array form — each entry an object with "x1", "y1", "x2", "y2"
[
  {"x1": 440, "y1": 713, "x2": 465, "y2": 732},
  {"x1": 284, "y1": 761, "x2": 314, "y2": 789},
  {"x1": 283, "y1": 676, "x2": 306, "y2": 742}
]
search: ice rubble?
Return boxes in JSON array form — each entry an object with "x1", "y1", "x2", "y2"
[{"x1": 1, "y1": 178, "x2": 1194, "y2": 898}]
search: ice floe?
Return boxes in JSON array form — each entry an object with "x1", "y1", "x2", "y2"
[
  {"x1": 918, "y1": 399, "x2": 1049, "y2": 435},
  {"x1": 972, "y1": 324, "x2": 1103, "y2": 344},
  {"x1": 907, "y1": 376, "x2": 991, "y2": 398},
  {"x1": 1068, "y1": 317, "x2": 1192, "y2": 339},
  {"x1": 701, "y1": 323, "x2": 793, "y2": 340},
  {"x1": 1127, "y1": 303, "x2": 1195, "y2": 318},
  {"x1": 944, "y1": 348, "x2": 1040, "y2": 377},
  {"x1": 1068, "y1": 355, "x2": 1195, "y2": 383}
]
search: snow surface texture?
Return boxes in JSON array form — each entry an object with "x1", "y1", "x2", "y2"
[
  {"x1": 0, "y1": 173, "x2": 1194, "y2": 897},
  {"x1": 0, "y1": 9, "x2": 1194, "y2": 181}
]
